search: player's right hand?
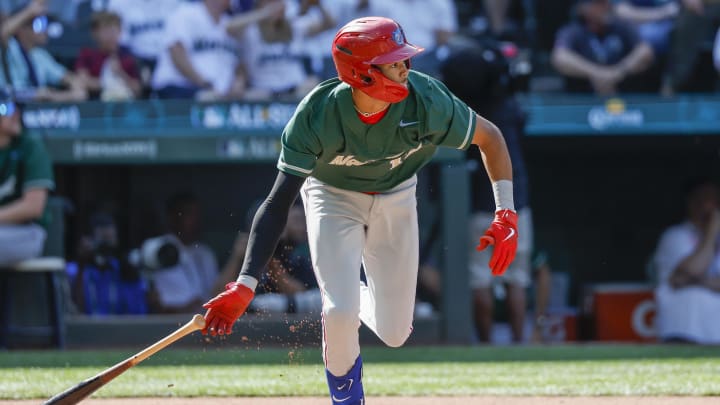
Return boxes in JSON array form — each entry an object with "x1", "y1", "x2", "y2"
[{"x1": 202, "y1": 282, "x2": 254, "y2": 336}]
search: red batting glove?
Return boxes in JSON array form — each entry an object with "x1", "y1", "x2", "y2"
[
  {"x1": 202, "y1": 282, "x2": 254, "y2": 336},
  {"x1": 476, "y1": 209, "x2": 518, "y2": 276}
]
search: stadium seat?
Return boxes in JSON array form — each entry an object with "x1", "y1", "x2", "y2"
[
  {"x1": 0, "y1": 197, "x2": 67, "y2": 349},
  {"x1": 0, "y1": 257, "x2": 67, "y2": 349}
]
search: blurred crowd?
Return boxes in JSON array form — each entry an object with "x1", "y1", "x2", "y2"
[
  {"x1": 0, "y1": 0, "x2": 717, "y2": 104},
  {"x1": 1, "y1": 0, "x2": 719, "y2": 346}
]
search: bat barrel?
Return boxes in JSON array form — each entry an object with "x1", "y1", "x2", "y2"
[
  {"x1": 43, "y1": 314, "x2": 205, "y2": 405},
  {"x1": 43, "y1": 376, "x2": 103, "y2": 405}
]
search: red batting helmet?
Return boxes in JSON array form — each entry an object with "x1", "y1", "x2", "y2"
[{"x1": 331, "y1": 17, "x2": 424, "y2": 103}]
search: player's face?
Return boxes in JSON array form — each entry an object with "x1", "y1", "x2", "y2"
[
  {"x1": 376, "y1": 60, "x2": 410, "y2": 86},
  {"x1": 93, "y1": 224, "x2": 118, "y2": 248},
  {"x1": 24, "y1": 15, "x2": 49, "y2": 45},
  {"x1": 578, "y1": 0, "x2": 611, "y2": 32},
  {"x1": 93, "y1": 23, "x2": 121, "y2": 52}
]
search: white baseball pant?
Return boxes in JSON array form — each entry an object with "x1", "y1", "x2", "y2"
[{"x1": 301, "y1": 175, "x2": 419, "y2": 376}]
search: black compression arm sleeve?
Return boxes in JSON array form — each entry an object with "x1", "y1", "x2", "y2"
[{"x1": 239, "y1": 171, "x2": 305, "y2": 281}]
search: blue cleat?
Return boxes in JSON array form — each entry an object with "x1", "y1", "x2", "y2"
[{"x1": 326, "y1": 355, "x2": 364, "y2": 405}]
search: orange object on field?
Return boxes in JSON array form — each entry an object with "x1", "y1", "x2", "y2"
[{"x1": 592, "y1": 283, "x2": 656, "y2": 342}]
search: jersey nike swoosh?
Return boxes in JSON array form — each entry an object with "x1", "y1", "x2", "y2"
[
  {"x1": 332, "y1": 394, "x2": 353, "y2": 402},
  {"x1": 502, "y1": 228, "x2": 516, "y2": 242},
  {"x1": 399, "y1": 120, "x2": 419, "y2": 127}
]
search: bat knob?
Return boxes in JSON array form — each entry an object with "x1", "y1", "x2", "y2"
[{"x1": 192, "y1": 314, "x2": 206, "y2": 330}]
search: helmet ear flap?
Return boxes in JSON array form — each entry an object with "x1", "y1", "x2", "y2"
[
  {"x1": 350, "y1": 68, "x2": 372, "y2": 85},
  {"x1": 361, "y1": 66, "x2": 380, "y2": 85}
]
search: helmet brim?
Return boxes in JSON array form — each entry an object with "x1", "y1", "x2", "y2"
[{"x1": 369, "y1": 43, "x2": 424, "y2": 65}]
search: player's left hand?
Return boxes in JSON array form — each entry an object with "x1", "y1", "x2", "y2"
[{"x1": 476, "y1": 209, "x2": 518, "y2": 276}]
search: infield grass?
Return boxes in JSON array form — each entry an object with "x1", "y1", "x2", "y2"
[{"x1": 1, "y1": 344, "x2": 720, "y2": 399}]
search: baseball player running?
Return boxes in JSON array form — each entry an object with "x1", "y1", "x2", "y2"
[{"x1": 202, "y1": 17, "x2": 518, "y2": 405}]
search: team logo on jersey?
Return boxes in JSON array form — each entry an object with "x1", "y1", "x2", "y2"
[{"x1": 392, "y1": 28, "x2": 404, "y2": 45}]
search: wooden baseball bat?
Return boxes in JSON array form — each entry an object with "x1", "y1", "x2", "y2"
[{"x1": 43, "y1": 314, "x2": 206, "y2": 405}]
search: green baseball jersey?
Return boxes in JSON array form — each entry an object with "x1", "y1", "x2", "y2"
[
  {"x1": 277, "y1": 70, "x2": 477, "y2": 192},
  {"x1": 0, "y1": 133, "x2": 55, "y2": 227}
]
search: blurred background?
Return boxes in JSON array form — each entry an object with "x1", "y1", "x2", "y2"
[{"x1": 0, "y1": 0, "x2": 719, "y2": 350}]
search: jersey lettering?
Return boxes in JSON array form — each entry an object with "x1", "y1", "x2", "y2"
[
  {"x1": 329, "y1": 155, "x2": 371, "y2": 167},
  {"x1": 330, "y1": 144, "x2": 425, "y2": 169},
  {"x1": 128, "y1": 20, "x2": 164, "y2": 36},
  {"x1": 192, "y1": 38, "x2": 238, "y2": 55},
  {"x1": 389, "y1": 143, "x2": 423, "y2": 169}
]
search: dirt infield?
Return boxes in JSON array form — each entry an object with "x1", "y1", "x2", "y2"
[{"x1": 2, "y1": 397, "x2": 718, "y2": 405}]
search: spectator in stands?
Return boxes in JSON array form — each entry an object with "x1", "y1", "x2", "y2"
[
  {"x1": 440, "y1": 42, "x2": 533, "y2": 343},
  {"x1": 230, "y1": 0, "x2": 256, "y2": 14},
  {"x1": 151, "y1": 0, "x2": 248, "y2": 100},
  {"x1": 225, "y1": 0, "x2": 364, "y2": 87},
  {"x1": 662, "y1": 0, "x2": 720, "y2": 94},
  {"x1": 296, "y1": 0, "x2": 338, "y2": 39},
  {"x1": 481, "y1": 0, "x2": 531, "y2": 42},
  {"x1": 106, "y1": 0, "x2": 183, "y2": 66},
  {"x1": 366, "y1": 0, "x2": 458, "y2": 78},
  {"x1": 612, "y1": 0, "x2": 679, "y2": 58},
  {"x1": 368, "y1": 0, "x2": 457, "y2": 52},
  {"x1": 294, "y1": 0, "x2": 388, "y2": 81},
  {"x1": 147, "y1": 192, "x2": 219, "y2": 313},
  {"x1": 66, "y1": 211, "x2": 148, "y2": 315},
  {"x1": 551, "y1": 0, "x2": 657, "y2": 94},
  {"x1": 75, "y1": 11, "x2": 142, "y2": 101},
  {"x1": 351, "y1": 0, "x2": 371, "y2": 19},
  {"x1": 106, "y1": 0, "x2": 184, "y2": 91},
  {"x1": 652, "y1": 177, "x2": 720, "y2": 344},
  {"x1": 240, "y1": 0, "x2": 326, "y2": 101},
  {"x1": 292, "y1": 0, "x2": 376, "y2": 81},
  {"x1": 250, "y1": 203, "x2": 321, "y2": 313},
  {"x1": 292, "y1": 0, "x2": 345, "y2": 80},
  {"x1": 484, "y1": 0, "x2": 513, "y2": 38},
  {"x1": 714, "y1": 27, "x2": 720, "y2": 74},
  {"x1": 0, "y1": 88, "x2": 54, "y2": 265},
  {"x1": 0, "y1": 0, "x2": 87, "y2": 102}
]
